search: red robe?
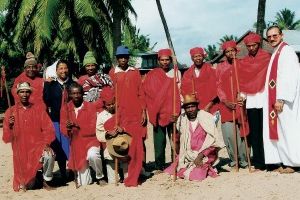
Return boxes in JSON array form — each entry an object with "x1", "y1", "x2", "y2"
[
  {"x1": 60, "y1": 101, "x2": 100, "y2": 171},
  {"x1": 109, "y1": 66, "x2": 146, "y2": 186},
  {"x1": 143, "y1": 68, "x2": 181, "y2": 127},
  {"x1": 12, "y1": 72, "x2": 45, "y2": 108},
  {"x1": 216, "y1": 60, "x2": 249, "y2": 137},
  {"x1": 3, "y1": 103, "x2": 55, "y2": 191},
  {"x1": 77, "y1": 75, "x2": 88, "y2": 86},
  {"x1": 239, "y1": 49, "x2": 271, "y2": 94},
  {"x1": 181, "y1": 63, "x2": 218, "y2": 113}
]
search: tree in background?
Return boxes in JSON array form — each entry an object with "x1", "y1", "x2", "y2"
[
  {"x1": 205, "y1": 44, "x2": 219, "y2": 61},
  {"x1": 274, "y1": 8, "x2": 300, "y2": 30},
  {"x1": 256, "y1": 0, "x2": 266, "y2": 38}
]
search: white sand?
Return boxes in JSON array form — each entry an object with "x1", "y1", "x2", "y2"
[{"x1": 1, "y1": 127, "x2": 300, "y2": 200}]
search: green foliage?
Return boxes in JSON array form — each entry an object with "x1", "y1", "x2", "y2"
[
  {"x1": 273, "y1": 8, "x2": 300, "y2": 30},
  {"x1": 205, "y1": 44, "x2": 219, "y2": 61}
]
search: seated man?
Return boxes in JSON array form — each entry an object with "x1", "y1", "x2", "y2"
[
  {"x1": 3, "y1": 82, "x2": 56, "y2": 191},
  {"x1": 96, "y1": 86, "x2": 128, "y2": 183},
  {"x1": 60, "y1": 83, "x2": 105, "y2": 186},
  {"x1": 165, "y1": 94, "x2": 224, "y2": 181}
]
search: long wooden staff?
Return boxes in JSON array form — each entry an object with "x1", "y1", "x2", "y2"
[
  {"x1": 230, "y1": 73, "x2": 239, "y2": 172},
  {"x1": 232, "y1": 57, "x2": 252, "y2": 172},
  {"x1": 171, "y1": 51, "x2": 178, "y2": 182},
  {"x1": 64, "y1": 87, "x2": 80, "y2": 188},
  {"x1": 1, "y1": 66, "x2": 26, "y2": 191},
  {"x1": 114, "y1": 74, "x2": 119, "y2": 186}
]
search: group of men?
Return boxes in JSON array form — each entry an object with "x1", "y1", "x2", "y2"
[{"x1": 2, "y1": 25, "x2": 300, "y2": 192}]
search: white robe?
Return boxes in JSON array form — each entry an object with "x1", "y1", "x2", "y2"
[{"x1": 262, "y1": 42, "x2": 300, "y2": 166}]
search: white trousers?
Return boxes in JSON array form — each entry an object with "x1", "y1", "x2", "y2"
[{"x1": 76, "y1": 146, "x2": 104, "y2": 186}]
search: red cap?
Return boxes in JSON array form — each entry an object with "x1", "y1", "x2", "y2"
[
  {"x1": 243, "y1": 33, "x2": 261, "y2": 44},
  {"x1": 158, "y1": 48, "x2": 172, "y2": 58},
  {"x1": 101, "y1": 86, "x2": 115, "y2": 103},
  {"x1": 221, "y1": 40, "x2": 237, "y2": 51},
  {"x1": 190, "y1": 47, "x2": 206, "y2": 57}
]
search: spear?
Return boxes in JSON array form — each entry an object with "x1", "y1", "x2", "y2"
[
  {"x1": 232, "y1": 57, "x2": 252, "y2": 172},
  {"x1": 114, "y1": 75, "x2": 119, "y2": 186},
  {"x1": 63, "y1": 86, "x2": 80, "y2": 188},
  {"x1": 230, "y1": 73, "x2": 239, "y2": 172},
  {"x1": 1, "y1": 66, "x2": 26, "y2": 191}
]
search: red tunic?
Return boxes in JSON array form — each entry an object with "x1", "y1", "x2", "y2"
[
  {"x1": 216, "y1": 60, "x2": 249, "y2": 136},
  {"x1": 239, "y1": 49, "x2": 271, "y2": 94},
  {"x1": 143, "y1": 68, "x2": 181, "y2": 127},
  {"x1": 181, "y1": 63, "x2": 218, "y2": 113},
  {"x1": 12, "y1": 72, "x2": 45, "y2": 108},
  {"x1": 109, "y1": 66, "x2": 146, "y2": 187},
  {"x1": 77, "y1": 75, "x2": 89, "y2": 86},
  {"x1": 3, "y1": 103, "x2": 55, "y2": 191},
  {"x1": 60, "y1": 101, "x2": 100, "y2": 171}
]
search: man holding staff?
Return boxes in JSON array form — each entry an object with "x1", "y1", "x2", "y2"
[{"x1": 3, "y1": 82, "x2": 55, "y2": 191}]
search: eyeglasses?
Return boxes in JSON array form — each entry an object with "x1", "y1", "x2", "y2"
[{"x1": 267, "y1": 34, "x2": 280, "y2": 40}]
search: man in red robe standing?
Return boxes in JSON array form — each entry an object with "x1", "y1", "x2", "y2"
[
  {"x1": 216, "y1": 41, "x2": 249, "y2": 168},
  {"x1": 143, "y1": 48, "x2": 181, "y2": 172},
  {"x1": 12, "y1": 52, "x2": 45, "y2": 108},
  {"x1": 240, "y1": 33, "x2": 271, "y2": 170},
  {"x1": 108, "y1": 46, "x2": 147, "y2": 187},
  {"x1": 3, "y1": 82, "x2": 55, "y2": 191},
  {"x1": 60, "y1": 83, "x2": 105, "y2": 186},
  {"x1": 181, "y1": 47, "x2": 219, "y2": 113}
]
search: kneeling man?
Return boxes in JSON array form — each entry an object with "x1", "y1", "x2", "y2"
[
  {"x1": 165, "y1": 94, "x2": 224, "y2": 181},
  {"x1": 3, "y1": 82, "x2": 56, "y2": 191}
]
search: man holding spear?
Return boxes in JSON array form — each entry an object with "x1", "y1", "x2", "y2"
[
  {"x1": 109, "y1": 46, "x2": 147, "y2": 187},
  {"x1": 143, "y1": 48, "x2": 181, "y2": 172},
  {"x1": 216, "y1": 41, "x2": 249, "y2": 169},
  {"x1": 3, "y1": 82, "x2": 56, "y2": 191}
]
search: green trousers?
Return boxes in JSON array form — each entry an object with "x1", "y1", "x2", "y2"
[{"x1": 153, "y1": 123, "x2": 173, "y2": 170}]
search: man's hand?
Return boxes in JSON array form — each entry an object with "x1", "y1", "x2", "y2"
[
  {"x1": 224, "y1": 100, "x2": 236, "y2": 110},
  {"x1": 204, "y1": 102, "x2": 213, "y2": 112},
  {"x1": 141, "y1": 110, "x2": 147, "y2": 126},
  {"x1": 116, "y1": 125, "x2": 124, "y2": 133},
  {"x1": 44, "y1": 144, "x2": 54, "y2": 156},
  {"x1": 170, "y1": 114, "x2": 178, "y2": 123},
  {"x1": 237, "y1": 95, "x2": 245, "y2": 107},
  {"x1": 194, "y1": 153, "x2": 204, "y2": 167},
  {"x1": 274, "y1": 100, "x2": 284, "y2": 113},
  {"x1": 9, "y1": 116, "x2": 15, "y2": 129},
  {"x1": 66, "y1": 120, "x2": 73, "y2": 131}
]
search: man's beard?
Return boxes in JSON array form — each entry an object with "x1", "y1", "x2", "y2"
[{"x1": 186, "y1": 111, "x2": 197, "y2": 120}]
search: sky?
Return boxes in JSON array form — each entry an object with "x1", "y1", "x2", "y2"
[{"x1": 131, "y1": 0, "x2": 300, "y2": 65}]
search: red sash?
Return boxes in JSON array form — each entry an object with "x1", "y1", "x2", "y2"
[{"x1": 268, "y1": 42, "x2": 287, "y2": 140}]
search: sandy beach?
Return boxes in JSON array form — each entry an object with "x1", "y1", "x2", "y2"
[{"x1": 1, "y1": 127, "x2": 300, "y2": 200}]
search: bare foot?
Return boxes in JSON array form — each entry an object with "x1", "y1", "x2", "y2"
[
  {"x1": 43, "y1": 181, "x2": 55, "y2": 191},
  {"x1": 280, "y1": 167, "x2": 295, "y2": 174}
]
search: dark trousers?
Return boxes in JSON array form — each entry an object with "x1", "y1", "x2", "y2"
[
  {"x1": 153, "y1": 123, "x2": 173, "y2": 170},
  {"x1": 247, "y1": 108, "x2": 265, "y2": 170}
]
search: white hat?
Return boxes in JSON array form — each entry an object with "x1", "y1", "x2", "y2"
[{"x1": 17, "y1": 82, "x2": 32, "y2": 93}]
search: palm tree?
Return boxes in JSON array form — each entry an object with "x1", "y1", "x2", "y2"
[
  {"x1": 256, "y1": 0, "x2": 266, "y2": 38},
  {"x1": 104, "y1": 0, "x2": 137, "y2": 57},
  {"x1": 205, "y1": 44, "x2": 219, "y2": 61},
  {"x1": 274, "y1": 8, "x2": 300, "y2": 30},
  {"x1": 155, "y1": 0, "x2": 176, "y2": 56},
  {"x1": 219, "y1": 35, "x2": 238, "y2": 44}
]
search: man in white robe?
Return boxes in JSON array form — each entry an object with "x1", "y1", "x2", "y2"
[{"x1": 262, "y1": 25, "x2": 300, "y2": 173}]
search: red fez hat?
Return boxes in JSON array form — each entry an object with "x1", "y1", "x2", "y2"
[
  {"x1": 243, "y1": 33, "x2": 261, "y2": 44},
  {"x1": 101, "y1": 86, "x2": 115, "y2": 103},
  {"x1": 158, "y1": 48, "x2": 172, "y2": 58},
  {"x1": 190, "y1": 47, "x2": 207, "y2": 57},
  {"x1": 221, "y1": 40, "x2": 237, "y2": 51}
]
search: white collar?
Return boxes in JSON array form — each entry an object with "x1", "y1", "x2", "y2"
[
  {"x1": 114, "y1": 65, "x2": 135, "y2": 73},
  {"x1": 57, "y1": 77, "x2": 69, "y2": 85}
]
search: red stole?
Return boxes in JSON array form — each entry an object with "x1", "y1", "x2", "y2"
[{"x1": 268, "y1": 42, "x2": 287, "y2": 140}]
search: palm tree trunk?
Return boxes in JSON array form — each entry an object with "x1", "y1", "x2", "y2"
[
  {"x1": 155, "y1": 0, "x2": 176, "y2": 56},
  {"x1": 112, "y1": 0, "x2": 122, "y2": 57},
  {"x1": 256, "y1": 0, "x2": 266, "y2": 39}
]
